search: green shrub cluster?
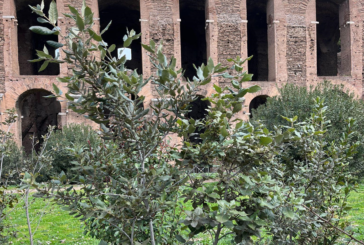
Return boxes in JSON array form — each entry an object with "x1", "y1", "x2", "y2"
[
  {"x1": 40, "y1": 124, "x2": 102, "y2": 182},
  {"x1": 251, "y1": 81, "x2": 364, "y2": 177}
]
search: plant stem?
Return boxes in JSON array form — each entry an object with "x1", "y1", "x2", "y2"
[
  {"x1": 149, "y1": 219, "x2": 156, "y2": 245},
  {"x1": 213, "y1": 224, "x2": 222, "y2": 245},
  {"x1": 25, "y1": 188, "x2": 34, "y2": 245}
]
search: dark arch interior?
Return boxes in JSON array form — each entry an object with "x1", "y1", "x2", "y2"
[
  {"x1": 316, "y1": 0, "x2": 344, "y2": 76},
  {"x1": 247, "y1": 0, "x2": 268, "y2": 81},
  {"x1": 180, "y1": 0, "x2": 207, "y2": 80},
  {"x1": 98, "y1": 0, "x2": 142, "y2": 72},
  {"x1": 19, "y1": 90, "x2": 61, "y2": 153},
  {"x1": 186, "y1": 96, "x2": 210, "y2": 144},
  {"x1": 249, "y1": 95, "x2": 268, "y2": 118},
  {"x1": 16, "y1": 0, "x2": 60, "y2": 75}
]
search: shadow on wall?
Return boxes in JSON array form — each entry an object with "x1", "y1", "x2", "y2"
[{"x1": 18, "y1": 89, "x2": 61, "y2": 153}]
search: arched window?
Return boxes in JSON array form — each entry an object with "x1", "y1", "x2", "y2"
[
  {"x1": 18, "y1": 90, "x2": 61, "y2": 153},
  {"x1": 180, "y1": 0, "x2": 207, "y2": 80},
  {"x1": 316, "y1": 0, "x2": 348, "y2": 76},
  {"x1": 98, "y1": 0, "x2": 142, "y2": 72},
  {"x1": 249, "y1": 95, "x2": 268, "y2": 118},
  {"x1": 16, "y1": 0, "x2": 60, "y2": 75},
  {"x1": 247, "y1": 0, "x2": 269, "y2": 81}
]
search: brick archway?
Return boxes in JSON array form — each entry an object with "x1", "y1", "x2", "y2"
[
  {"x1": 4, "y1": 77, "x2": 67, "y2": 146},
  {"x1": 17, "y1": 88, "x2": 61, "y2": 153}
]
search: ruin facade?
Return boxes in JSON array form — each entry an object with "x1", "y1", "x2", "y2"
[{"x1": 0, "y1": 0, "x2": 363, "y2": 148}]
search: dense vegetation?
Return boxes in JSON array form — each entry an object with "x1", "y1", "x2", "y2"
[
  {"x1": 0, "y1": 1, "x2": 361, "y2": 244},
  {"x1": 251, "y1": 81, "x2": 364, "y2": 177}
]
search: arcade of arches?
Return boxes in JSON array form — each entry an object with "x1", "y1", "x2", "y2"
[{"x1": 1, "y1": 0, "x2": 363, "y2": 147}]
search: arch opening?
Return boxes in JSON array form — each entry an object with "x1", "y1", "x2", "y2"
[
  {"x1": 249, "y1": 95, "x2": 268, "y2": 118},
  {"x1": 98, "y1": 0, "x2": 142, "y2": 72},
  {"x1": 180, "y1": 0, "x2": 207, "y2": 80},
  {"x1": 316, "y1": 0, "x2": 347, "y2": 76},
  {"x1": 18, "y1": 89, "x2": 61, "y2": 153},
  {"x1": 16, "y1": 0, "x2": 60, "y2": 75},
  {"x1": 247, "y1": 0, "x2": 269, "y2": 81}
]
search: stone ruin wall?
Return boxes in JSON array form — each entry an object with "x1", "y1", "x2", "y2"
[{"x1": 0, "y1": 0, "x2": 362, "y2": 147}]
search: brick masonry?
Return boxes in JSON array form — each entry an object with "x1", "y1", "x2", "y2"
[{"x1": 0, "y1": 0, "x2": 363, "y2": 146}]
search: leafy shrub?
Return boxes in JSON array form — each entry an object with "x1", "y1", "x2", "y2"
[
  {"x1": 251, "y1": 81, "x2": 364, "y2": 177},
  {"x1": 29, "y1": 2, "x2": 361, "y2": 245},
  {"x1": 40, "y1": 124, "x2": 102, "y2": 182},
  {"x1": 1, "y1": 140, "x2": 24, "y2": 185}
]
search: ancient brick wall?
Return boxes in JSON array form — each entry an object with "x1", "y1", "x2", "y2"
[{"x1": 0, "y1": 0, "x2": 363, "y2": 146}]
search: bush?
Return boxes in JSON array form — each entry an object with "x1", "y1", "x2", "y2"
[
  {"x1": 29, "y1": 2, "x2": 361, "y2": 244},
  {"x1": 1, "y1": 140, "x2": 24, "y2": 185},
  {"x1": 40, "y1": 124, "x2": 102, "y2": 182},
  {"x1": 251, "y1": 81, "x2": 364, "y2": 177}
]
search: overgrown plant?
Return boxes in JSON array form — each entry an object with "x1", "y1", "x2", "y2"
[
  {"x1": 251, "y1": 81, "x2": 364, "y2": 177},
  {"x1": 40, "y1": 123, "x2": 102, "y2": 182},
  {"x1": 0, "y1": 109, "x2": 19, "y2": 243},
  {"x1": 27, "y1": 1, "x2": 363, "y2": 244}
]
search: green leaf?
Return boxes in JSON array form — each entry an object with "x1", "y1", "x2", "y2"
[
  {"x1": 29, "y1": 26, "x2": 55, "y2": 35},
  {"x1": 84, "y1": 7, "x2": 94, "y2": 25},
  {"x1": 141, "y1": 44, "x2": 154, "y2": 53},
  {"x1": 233, "y1": 103, "x2": 242, "y2": 113},
  {"x1": 48, "y1": 0, "x2": 58, "y2": 25},
  {"x1": 52, "y1": 83, "x2": 62, "y2": 96},
  {"x1": 88, "y1": 29, "x2": 102, "y2": 42},
  {"x1": 81, "y1": 0, "x2": 86, "y2": 17},
  {"x1": 29, "y1": 5, "x2": 44, "y2": 17},
  {"x1": 68, "y1": 5, "x2": 79, "y2": 16},
  {"x1": 175, "y1": 235, "x2": 186, "y2": 243},
  {"x1": 46, "y1": 41, "x2": 63, "y2": 49},
  {"x1": 65, "y1": 93, "x2": 74, "y2": 101},
  {"x1": 213, "y1": 84, "x2": 222, "y2": 93},
  {"x1": 40, "y1": 0, "x2": 45, "y2": 11},
  {"x1": 207, "y1": 57, "x2": 214, "y2": 72},
  {"x1": 37, "y1": 17, "x2": 49, "y2": 24},
  {"x1": 76, "y1": 13, "x2": 85, "y2": 31},
  {"x1": 283, "y1": 209, "x2": 296, "y2": 219},
  {"x1": 157, "y1": 51, "x2": 167, "y2": 67},
  {"x1": 38, "y1": 61, "x2": 49, "y2": 72},
  {"x1": 57, "y1": 77, "x2": 70, "y2": 83},
  {"x1": 220, "y1": 127, "x2": 229, "y2": 137},
  {"x1": 260, "y1": 136, "x2": 273, "y2": 146},
  {"x1": 101, "y1": 21, "x2": 112, "y2": 35},
  {"x1": 241, "y1": 73, "x2": 253, "y2": 82},
  {"x1": 247, "y1": 85, "x2": 261, "y2": 93},
  {"x1": 28, "y1": 58, "x2": 44, "y2": 63},
  {"x1": 216, "y1": 214, "x2": 230, "y2": 223},
  {"x1": 108, "y1": 44, "x2": 116, "y2": 53}
]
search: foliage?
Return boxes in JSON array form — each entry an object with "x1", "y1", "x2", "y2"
[
  {"x1": 0, "y1": 109, "x2": 19, "y2": 243},
  {"x1": 251, "y1": 81, "x2": 364, "y2": 177},
  {"x1": 1, "y1": 140, "x2": 24, "y2": 185},
  {"x1": 40, "y1": 124, "x2": 102, "y2": 182},
  {"x1": 175, "y1": 84, "x2": 359, "y2": 244},
  {"x1": 27, "y1": 1, "x2": 362, "y2": 245}
]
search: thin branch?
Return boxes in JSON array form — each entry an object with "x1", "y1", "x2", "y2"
[{"x1": 302, "y1": 204, "x2": 364, "y2": 245}]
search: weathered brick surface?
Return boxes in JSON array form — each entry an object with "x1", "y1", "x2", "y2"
[{"x1": 0, "y1": 0, "x2": 363, "y2": 145}]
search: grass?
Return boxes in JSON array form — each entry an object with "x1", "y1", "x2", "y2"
[
  {"x1": 345, "y1": 184, "x2": 364, "y2": 241},
  {"x1": 3, "y1": 185, "x2": 364, "y2": 244},
  {"x1": 5, "y1": 196, "x2": 99, "y2": 244}
]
